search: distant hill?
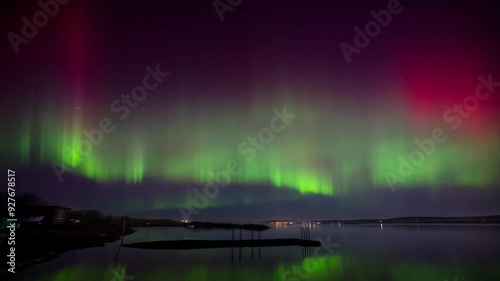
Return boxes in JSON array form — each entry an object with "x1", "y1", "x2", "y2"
[
  {"x1": 319, "y1": 215, "x2": 500, "y2": 224},
  {"x1": 264, "y1": 215, "x2": 500, "y2": 224}
]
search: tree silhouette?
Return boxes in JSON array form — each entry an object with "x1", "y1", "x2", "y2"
[
  {"x1": 16, "y1": 192, "x2": 46, "y2": 206},
  {"x1": 0, "y1": 192, "x2": 46, "y2": 217}
]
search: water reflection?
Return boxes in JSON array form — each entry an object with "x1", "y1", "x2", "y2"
[{"x1": 10, "y1": 224, "x2": 500, "y2": 281}]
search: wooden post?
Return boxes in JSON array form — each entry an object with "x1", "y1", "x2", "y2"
[
  {"x1": 114, "y1": 216, "x2": 126, "y2": 262},
  {"x1": 258, "y1": 231, "x2": 261, "y2": 259},
  {"x1": 231, "y1": 228, "x2": 234, "y2": 262},
  {"x1": 122, "y1": 217, "x2": 125, "y2": 240},
  {"x1": 239, "y1": 227, "x2": 242, "y2": 262},
  {"x1": 251, "y1": 230, "x2": 254, "y2": 259}
]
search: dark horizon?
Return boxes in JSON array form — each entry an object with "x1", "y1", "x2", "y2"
[{"x1": 14, "y1": 165, "x2": 500, "y2": 222}]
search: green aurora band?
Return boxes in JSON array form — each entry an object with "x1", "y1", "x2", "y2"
[{"x1": 4, "y1": 88, "x2": 500, "y2": 196}]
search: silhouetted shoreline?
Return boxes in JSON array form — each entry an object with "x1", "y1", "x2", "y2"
[{"x1": 265, "y1": 215, "x2": 500, "y2": 225}]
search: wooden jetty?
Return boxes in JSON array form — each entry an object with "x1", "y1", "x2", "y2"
[{"x1": 122, "y1": 238, "x2": 321, "y2": 250}]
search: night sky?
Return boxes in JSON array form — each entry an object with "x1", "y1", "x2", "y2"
[{"x1": 1, "y1": 0, "x2": 499, "y2": 221}]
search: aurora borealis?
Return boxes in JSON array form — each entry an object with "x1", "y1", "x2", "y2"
[
  {"x1": 6, "y1": 78, "x2": 500, "y2": 194},
  {"x1": 1, "y1": 0, "x2": 500, "y2": 219}
]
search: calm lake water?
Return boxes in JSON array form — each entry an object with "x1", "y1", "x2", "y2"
[{"x1": 11, "y1": 223, "x2": 500, "y2": 281}]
